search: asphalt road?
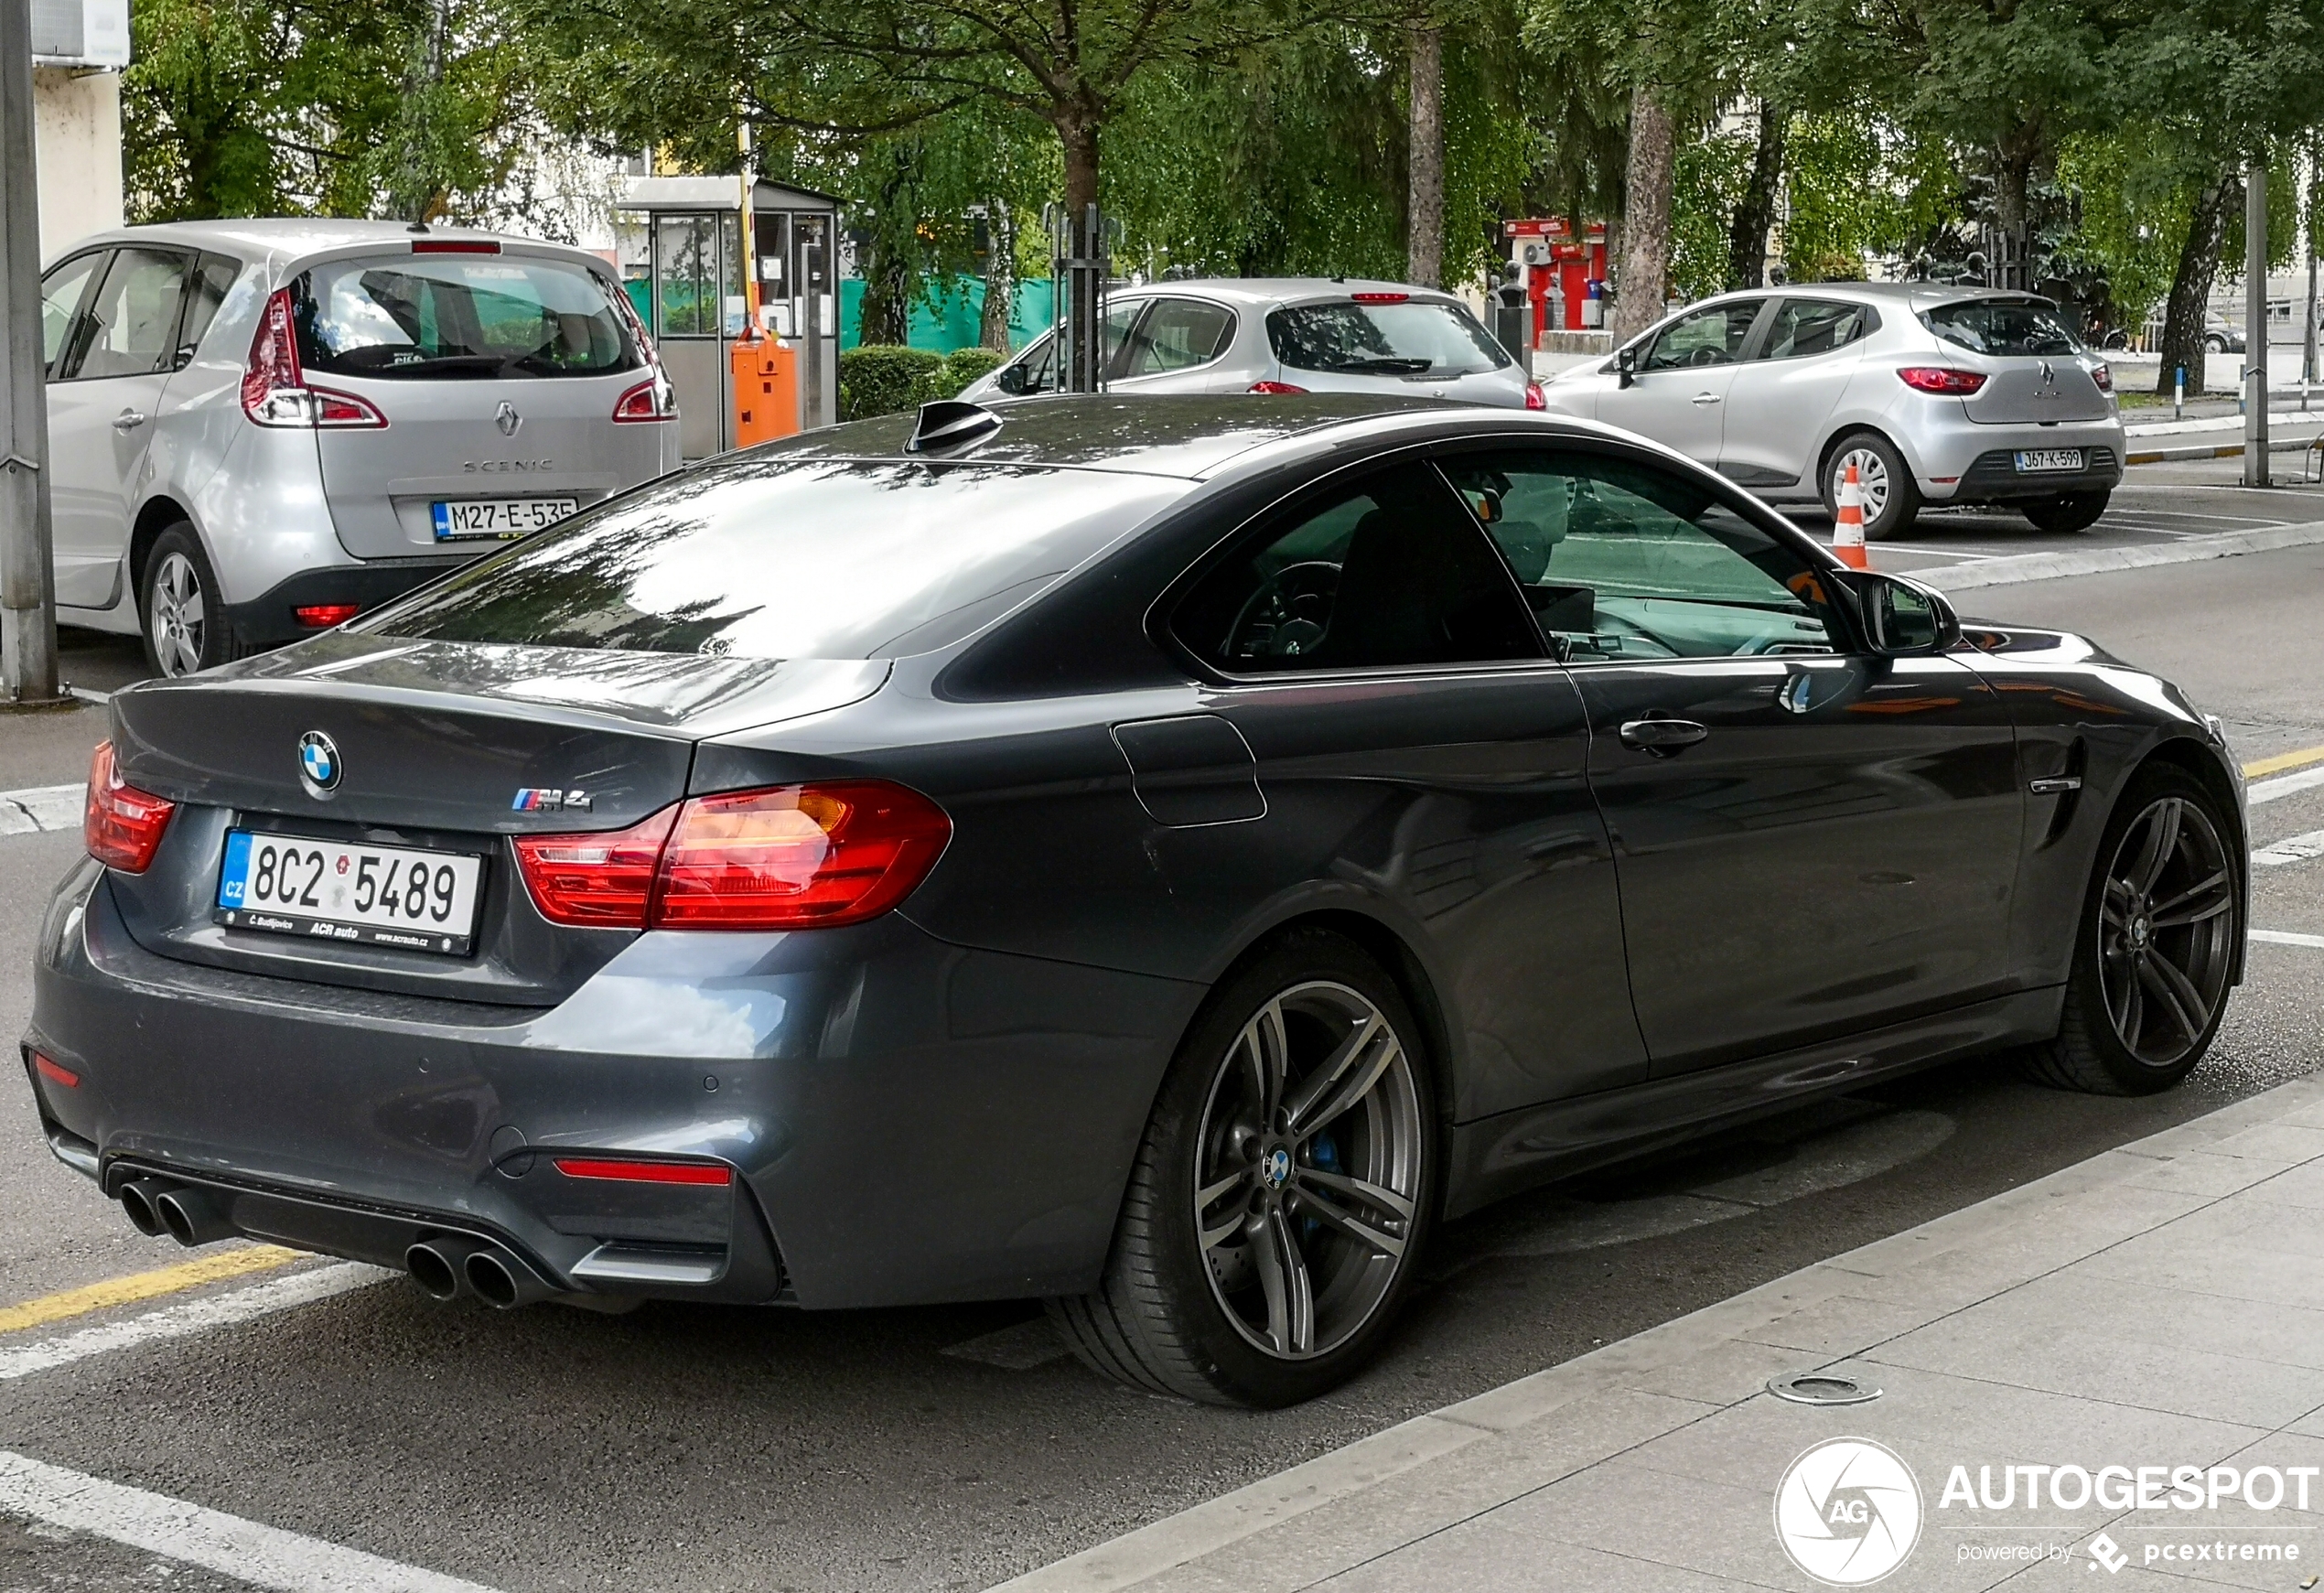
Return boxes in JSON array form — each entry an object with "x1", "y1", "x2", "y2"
[{"x1": 3, "y1": 488, "x2": 2323, "y2": 1592}]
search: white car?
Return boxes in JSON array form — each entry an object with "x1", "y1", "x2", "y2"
[
  {"x1": 959, "y1": 278, "x2": 1544, "y2": 409},
  {"x1": 1538, "y1": 283, "x2": 2125, "y2": 536}
]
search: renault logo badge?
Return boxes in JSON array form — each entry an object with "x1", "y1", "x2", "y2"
[
  {"x1": 496, "y1": 401, "x2": 522, "y2": 437},
  {"x1": 296, "y1": 730, "x2": 340, "y2": 795}
]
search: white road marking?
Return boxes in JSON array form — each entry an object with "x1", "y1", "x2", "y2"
[
  {"x1": 2252, "y1": 930, "x2": 2324, "y2": 949},
  {"x1": 0, "y1": 1449, "x2": 502, "y2": 1593},
  {"x1": 941, "y1": 1316, "x2": 1072, "y2": 1370},
  {"x1": 0, "y1": 1262, "x2": 389, "y2": 1383},
  {"x1": 0, "y1": 782, "x2": 83, "y2": 837},
  {"x1": 2254, "y1": 830, "x2": 2324, "y2": 866},
  {"x1": 2251, "y1": 765, "x2": 2324, "y2": 806}
]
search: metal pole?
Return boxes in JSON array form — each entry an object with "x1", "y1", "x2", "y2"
[
  {"x1": 2305, "y1": 138, "x2": 2319, "y2": 397},
  {"x1": 2245, "y1": 159, "x2": 2270, "y2": 488},
  {"x1": 1, "y1": 0, "x2": 61, "y2": 705}
]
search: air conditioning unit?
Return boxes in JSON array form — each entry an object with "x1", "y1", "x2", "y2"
[
  {"x1": 31, "y1": 0, "x2": 130, "y2": 68},
  {"x1": 1520, "y1": 242, "x2": 1554, "y2": 266}
]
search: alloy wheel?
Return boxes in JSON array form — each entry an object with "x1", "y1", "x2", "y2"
[
  {"x1": 148, "y1": 551, "x2": 207, "y2": 677},
  {"x1": 2097, "y1": 795, "x2": 2236, "y2": 1068},
  {"x1": 1193, "y1": 981, "x2": 1423, "y2": 1361},
  {"x1": 1834, "y1": 447, "x2": 1891, "y2": 523}
]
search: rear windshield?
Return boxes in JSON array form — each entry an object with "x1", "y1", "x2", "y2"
[
  {"x1": 358, "y1": 458, "x2": 1189, "y2": 660},
  {"x1": 295, "y1": 254, "x2": 641, "y2": 381},
  {"x1": 1921, "y1": 297, "x2": 2081, "y2": 357},
  {"x1": 1267, "y1": 299, "x2": 1511, "y2": 378}
]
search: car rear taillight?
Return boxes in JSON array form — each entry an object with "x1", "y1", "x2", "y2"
[
  {"x1": 1350, "y1": 292, "x2": 1410, "y2": 304},
  {"x1": 1896, "y1": 366, "x2": 1987, "y2": 395},
  {"x1": 512, "y1": 780, "x2": 951, "y2": 931},
  {"x1": 1248, "y1": 381, "x2": 1308, "y2": 394},
  {"x1": 294, "y1": 603, "x2": 362, "y2": 629},
  {"x1": 553, "y1": 1157, "x2": 732, "y2": 1185},
  {"x1": 511, "y1": 806, "x2": 678, "y2": 925},
  {"x1": 613, "y1": 375, "x2": 676, "y2": 423},
  {"x1": 84, "y1": 741, "x2": 175, "y2": 873},
  {"x1": 1524, "y1": 381, "x2": 1548, "y2": 410},
  {"x1": 242, "y1": 288, "x2": 388, "y2": 429},
  {"x1": 2091, "y1": 363, "x2": 2114, "y2": 392}
]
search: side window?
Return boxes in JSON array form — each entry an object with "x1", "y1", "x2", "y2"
[
  {"x1": 1756, "y1": 299, "x2": 1871, "y2": 361},
  {"x1": 74, "y1": 249, "x2": 193, "y2": 381},
  {"x1": 176, "y1": 254, "x2": 242, "y2": 365},
  {"x1": 1439, "y1": 450, "x2": 1842, "y2": 662},
  {"x1": 1171, "y1": 462, "x2": 1542, "y2": 674},
  {"x1": 40, "y1": 252, "x2": 107, "y2": 378},
  {"x1": 1641, "y1": 301, "x2": 1759, "y2": 371},
  {"x1": 1122, "y1": 298, "x2": 1234, "y2": 377}
]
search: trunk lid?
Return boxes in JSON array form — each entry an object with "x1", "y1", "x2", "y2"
[
  {"x1": 1961, "y1": 357, "x2": 2113, "y2": 425},
  {"x1": 102, "y1": 636, "x2": 888, "y2": 1003}
]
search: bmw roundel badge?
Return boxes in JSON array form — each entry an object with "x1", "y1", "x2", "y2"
[{"x1": 296, "y1": 730, "x2": 341, "y2": 794}]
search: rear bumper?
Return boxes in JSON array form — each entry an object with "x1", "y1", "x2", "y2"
[
  {"x1": 223, "y1": 556, "x2": 475, "y2": 650},
  {"x1": 25, "y1": 860, "x2": 1200, "y2": 1308},
  {"x1": 1908, "y1": 414, "x2": 2127, "y2": 501},
  {"x1": 1950, "y1": 446, "x2": 2124, "y2": 501}
]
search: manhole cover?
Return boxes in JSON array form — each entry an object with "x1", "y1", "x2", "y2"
[{"x1": 1768, "y1": 1372, "x2": 1882, "y2": 1405}]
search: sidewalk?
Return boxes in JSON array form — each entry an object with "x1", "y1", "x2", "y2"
[{"x1": 997, "y1": 1071, "x2": 2324, "y2": 1592}]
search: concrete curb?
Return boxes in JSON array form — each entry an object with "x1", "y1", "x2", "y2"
[
  {"x1": 985, "y1": 1071, "x2": 2324, "y2": 1593},
  {"x1": 2124, "y1": 434, "x2": 2323, "y2": 465},
  {"x1": 1913, "y1": 517, "x2": 2324, "y2": 592}
]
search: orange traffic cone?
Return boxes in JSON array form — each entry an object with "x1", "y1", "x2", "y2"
[{"x1": 1833, "y1": 460, "x2": 1870, "y2": 570}]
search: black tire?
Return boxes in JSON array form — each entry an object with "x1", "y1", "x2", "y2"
[
  {"x1": 139, "y1": 525, "x2": 243, "y2": 678},
  {"x1": 1822, "y1": 430, "x2": 1921, "y2": 540},
  {"x1": 2024, "y1": 490, "x2": 2110, "y2": 533},
  {"x1": 2022, "y1": 766, "x2": 2239, "y2": 1095},
  {"x1": 2205, "y1": 334, "x2": 2229, "y2": 354},
  {"x1": 1049, "y1": 928, "x2": 1441, "y2": 1407}
]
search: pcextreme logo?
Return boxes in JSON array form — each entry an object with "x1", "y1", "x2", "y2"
[{"x1": 1774, "y1": 1438, "x2": 1924, "y2": 1586}]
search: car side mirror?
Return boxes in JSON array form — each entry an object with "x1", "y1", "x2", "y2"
[
  {"x1": 1855, "y1": 572, "x2": 1961, "y2": 656},
  {"x1": 1615, "y1": 345, "x2": 1637, "y2": 389},
  {"x1": 995, "y1": 363, "x2": 1028, "y2": 395}
]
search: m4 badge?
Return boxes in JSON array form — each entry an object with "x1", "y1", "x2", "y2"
[{"x1": 512, "y1": 788, "x2": 593, "y2": 813}]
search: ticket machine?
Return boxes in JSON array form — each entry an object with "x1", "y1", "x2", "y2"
[{"x1": 615, "y1": 177, "x2": 843, "y2": 458}]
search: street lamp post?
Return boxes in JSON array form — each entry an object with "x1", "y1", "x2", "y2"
[{"x1": 1, "y1": 0, "x2": 63, "y2": 705}]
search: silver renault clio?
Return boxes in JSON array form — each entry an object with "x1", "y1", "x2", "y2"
[
  {"x1": 1538, "y1": 282, "x2": 2125, "y2": 538},
  {"x1": 38, "y1": 220, "x2": 681, "y2": 676}
]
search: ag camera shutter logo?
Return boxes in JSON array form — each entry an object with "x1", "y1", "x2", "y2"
[{"x1": 1774, "y1": 1437, "x2": 1923, "y2": 1585}]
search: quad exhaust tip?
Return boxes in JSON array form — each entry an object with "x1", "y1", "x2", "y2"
[
  {"x1": 119, "y1": 1179, "x2": 235, "y2": 1247},
  {"x1": 117, "y1": 1179, "x2": 167, "y2": 1238},
  {"x1": 403, "y1": 1238, "x2": 480, "y2": 1302},
  {"x1": 403, "y1": 1235, "x2": 552, "y2": 1310},
  {"x1": 463, "y1": 1248, "x2": 550, "y2": 1310}
]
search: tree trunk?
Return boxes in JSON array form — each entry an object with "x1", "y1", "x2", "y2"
[
  {"x1": 2157, "y1": 170, "x2": 2237, "y2": 395},
  {"x1": 1991, "y1": 127, "x2": 2039, "y2": 291},
  {"x1": 1406, "y1": 23, "x2": 1444, "y2": 289},
  {"x1": 1727, "y1": 99, "x2": 1784, "y2": 290},
  {"x1": 1059, "y1": 116, "x2": 1101, "y2": 221},
  {"x1": 1611, "y1": 87, "x2": 1675, "y2": 339},
  {"x1": 980, "y1": 200, "x2": 1017, "y2": 352}
]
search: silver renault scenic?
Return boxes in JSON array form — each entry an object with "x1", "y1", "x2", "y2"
[
  {"x1": 39, "y1": 220, "x2": 681, "y2": 676},
  {"x1": 1538, "y1": 282, "x2": 2125, "y2": 538}
]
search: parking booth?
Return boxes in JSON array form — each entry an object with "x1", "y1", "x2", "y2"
[
  {"x1": 615, "y1": 177, "x2": 842, "y2": 458},
  {"x1": 1504, "y1": 218, "x2": 1609, "y2": 347}
]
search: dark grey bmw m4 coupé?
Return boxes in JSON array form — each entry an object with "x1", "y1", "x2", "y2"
[{"x1": 26, "y1": 394, "x2": 2246, "y2": 1406}]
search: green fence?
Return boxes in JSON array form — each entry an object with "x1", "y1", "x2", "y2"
[{"x1": 838, "y1": 277, "x2": 1055, "y2": 353}]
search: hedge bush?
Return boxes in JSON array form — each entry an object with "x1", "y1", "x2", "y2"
[
  {"x1": 838, "y1": 345, "x2": 945, "y2": 421},
  {"x1": 941, "y1": 346, "x2": 1005, "y2": 392}
]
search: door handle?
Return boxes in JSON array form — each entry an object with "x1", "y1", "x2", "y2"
[
  {"x1": 1619, "y1": 718, "x2": 1711, "y2": 755},
  {"x1": 112, "y1": 410, "x2": 148, "y2": 431},
  {"x1": 1690, "y1": 393, "x2": 1722, "y2": 405}
]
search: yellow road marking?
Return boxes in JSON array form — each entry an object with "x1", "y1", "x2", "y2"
[
  {"x1": 2245, "y1": 745, "x2": 2324, "y2": 780},
  {"x1": 0, "y1": 1246, "x2": 301, "y2": 1334}
]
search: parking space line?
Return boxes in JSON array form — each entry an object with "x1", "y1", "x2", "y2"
[
  {"x1": 0, "y1": 1262, "x2": 387, "y2": 1383},
  {"x1": 2246, "y1": 744, "x2": 2324, "y2": 780},
  {"x1": 2254, "y1": 830, "x2": 2324, "y2": 867},
  {"x1": 0, "y1": 1449, "x2": 501, "y2": 1593},
  {"x1": 2252, "y1": 930, "x2": 2324, "y2": 949},
  {"x1": 0, "y1": 1245, "x2": 304, "y2": 1333},
  {"x1": 2250, "y1": 764, "x2": 2324, "y2": 806}
]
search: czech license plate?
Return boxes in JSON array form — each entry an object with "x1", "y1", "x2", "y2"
[
  {"x1": 431, "y1": 498, "x2": 577, "y2": 540},
  {"x1": 2013, "y1": 448, "x2": 2084, "y2": 473},
  {"x1": 214, "y1": 831, "x2": 484, "y2": 956}
]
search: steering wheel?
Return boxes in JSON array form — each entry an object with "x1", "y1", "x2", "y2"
[
  {"x1": 1685, "y1": 345, "x2": 1727, "y2": 367},
  {"x1": 1227, "y1": 561, "x2": 1341, "y2": 662}
]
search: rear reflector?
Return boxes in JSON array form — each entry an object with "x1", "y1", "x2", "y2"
[
  {"x1": 1248, "y1": 381, "x2": 1307, "y2": 394},
  {"x1": 294, "y1": 604, "x2": 362, "y2": 629},
  {"x1": 512, "y1": 780, "x2": 952, "y2": 931},
  {"x1": 412, "y1": 240, "x2": 501, "y2": 254},
  {"x1": 552, "y1": 1157, "x2": 732, "y2": 1186},
  {"x1": 32, "y1": 1052, "x2": 79, "y2": 1089},
  {"x1": 84, "y1": 741, "x2": 175, "y2": 874},
  {"x1": 1896, "y1": 366, "x2": 1987, "y2": 395},
  {"x1": 1350, "y1": 292, "x2": 1410, "y2": 304}
]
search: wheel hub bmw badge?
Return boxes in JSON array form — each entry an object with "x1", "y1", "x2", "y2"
[
  {"x1": 296, "y1": 730, "x2": 340, "y2": 794},
  {"x1": 1261, "y1": 1146, "x2": 1292, "y2": 1189}
]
